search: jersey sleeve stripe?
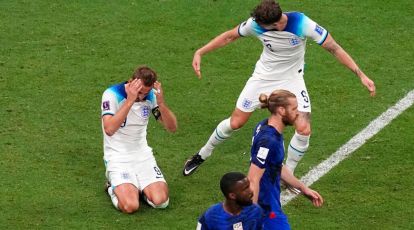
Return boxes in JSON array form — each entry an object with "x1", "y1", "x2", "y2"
[
  {"x1": 318, "y1": 31, "x2": 329, "y2": 45},
  {"x1": 102, "y1": 112, "x2": 115, "y2": 117},
  {"x1": 237, "y1": 24, "x2": 245, "y2": 37}
]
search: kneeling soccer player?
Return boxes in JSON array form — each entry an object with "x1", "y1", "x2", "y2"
[{"x1": 101, "y1": 66, "x2": 177, "y2": 213}]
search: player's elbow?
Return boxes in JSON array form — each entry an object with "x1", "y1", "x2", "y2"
[
  {"x1": 104, "y1": 127, "x2": 115, "y2": 136},
  {"x1": 166, "y1": 123, "x2": 177, "y2": 133},
  {"x1": 163, "y1": 117, "x2": 177, "y2": 133}
]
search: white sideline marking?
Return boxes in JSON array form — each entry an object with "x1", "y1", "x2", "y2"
[{"x1": 281, "y1": 89, "x2": 414, "y2": 206}]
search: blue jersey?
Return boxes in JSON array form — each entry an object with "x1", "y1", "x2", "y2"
[
  {"x1": 197, "y1": 203, "x2": 263, "y2": 230},
  {"x1": 250, "y1": 119, "x2": 290, "y2": 229}
]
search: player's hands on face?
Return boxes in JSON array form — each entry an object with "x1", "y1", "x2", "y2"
[
  {"x1": 154, "y1": 81, "x2": 165, "y2": 105},
  {"x1": 360, "y1": 74, "x2": 376, "y2": 97},
  {"x1": 125, "y1": 79, "x2": 142, "y2": 102},
  {"x1": 302, "y1": 187, "x2": 324, "y2": 207},
  {"x1": 192, "y1": 51, "x2": 202, "y2": 79}
]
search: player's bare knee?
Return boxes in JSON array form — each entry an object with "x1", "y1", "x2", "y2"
[
  {"x1": 295, "y1": 117, "x2": 311, "y2": 136},
  {"x1": 230, "y1": 116, "x2": 248, "y2": 130},
  {"x1": 151, "y1": 195, "x2": 169, "y2": 206},
  {"x1": 119, "y1": 200, "x2": 139, "y2": 214},
  {"x1": 230, "y1": 119, "x2": 243, "y2": 130},
  {"x1": 230, "y1": 110, "x2": 251, "y2": 130},
  {"x1": 295, "y1": 125, "x2": 311, "y2": 136}
]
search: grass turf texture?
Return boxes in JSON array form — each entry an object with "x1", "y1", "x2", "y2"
[{"x1": 1, "y1": 0, "x2": 413, "y2": 229}]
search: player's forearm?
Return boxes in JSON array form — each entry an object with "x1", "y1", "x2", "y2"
[
  {"x1": 103, "y1": 100, "x2": 134, "y2": 136},
  {"x1": 323, "y1": 35, "x2": 364, "y2": 79},
  {"x1": 334, "y1": 48, "x2": 365, "y2": 79},
  {"x1": 253, "y1": 184, "x2": 260, "y2": 204},
  {"x1": 248, "y1": 165, "x2": 264, "y2": 204},
  {"x1": 281, "y1": 166, "x2": 306, "y2": 192},
  {"x1": 249, "y1": 178, "x2": 260, "y2": 204},
  {"x1": 158, "y1": 103, "x2": 177, "y2": 133}
]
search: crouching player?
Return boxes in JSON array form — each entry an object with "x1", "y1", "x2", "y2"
[{"x1": 101, "y1": 66, "x2": 177, "y2": 213}]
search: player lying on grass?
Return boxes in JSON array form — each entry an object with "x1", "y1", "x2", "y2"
[{"x1": 101, "y1": 66, "x2": 177, "y2": 213}]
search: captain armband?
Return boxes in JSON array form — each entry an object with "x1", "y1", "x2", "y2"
[{"x1": 152, "y1": 106, "x2": 161, "y2": 120}]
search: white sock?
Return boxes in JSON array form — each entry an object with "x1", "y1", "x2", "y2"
[
  {"x1": 107, "y1": 186, "x2": 119, "y2": 210},
  {"x1": 145, "y1": 197, "x2": 169, "y2": 209},
  {"x1": 286, "y1": 131, "x2": 310, "y2": 173},
  {"x1": 198, "y1": 118, "x2": 234, "y2": 160}
]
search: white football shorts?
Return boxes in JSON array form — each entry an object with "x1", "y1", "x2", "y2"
[
  {"x1": 106, "y1": 156, "x2": 166, "y2": 191},
  {"x1": 236, "y1": 75, "x2": 311, "y2": 113}
]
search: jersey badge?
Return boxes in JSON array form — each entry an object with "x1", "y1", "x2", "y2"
[
  {"x1": 257, "y1": 147, "x2": 269, "y2": 164},
  {"x1": 315, "y1": 25, "x2": 324, "y2": 36},
  {"x1": 233, "y1": 222, "x2": 243, "y2": 230},
  {"x1": 103, "y1": 101, "x2": 110, "y2": 111},
  {"x1": 289, "y1": 37, "x2": 300, "y2": 46},
  {"x1": 121, "y1": 172, "x2": 130, "y2": 180},
  {"x1": 242, "y1": 99, "x2": 252, "y2": 110},
  {"x1": 141, "y1": 105, "x2": 150, "y2": 118}
]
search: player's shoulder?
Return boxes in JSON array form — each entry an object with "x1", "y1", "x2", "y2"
[
  {"x1": 239, "y1": 17, "x2": 268, "y2": 37},
  {"x1": 103, "y1": 82, "x2": 127, "y2": 102},
  {"x1": 142, "y1": 89, "x2": 157, "y2": 107},
  {"x1": 255, "y1": 119, "x2": 278, "y2": 137},
  {"x1": 285, "y1": 11, "x2": 306, "y2": 19},
  {"x1": 254, "y1": 125, "x2": 281, "y2": 151},
  {"x1": 144, "y1": 89, "x2": 156, "y2": 102},
  {"x1": 243, "y1": 204, "x2": 263, "y2": 215},
  {"x1": 240, "y1": 17, "x2": 255, "y2": 26},
  {"x1": 204, "y1": 203, "x2": 223, "y2": 216},
  {"x1": 199, "y1": 203, "x2": 224, "y2": 225}
]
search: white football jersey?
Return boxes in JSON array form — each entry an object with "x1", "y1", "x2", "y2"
[
  {"x1": 101, "y1": 82, "x2": 158, "y2": 164},
  {"x1": 238, "y1": 12, "x2": 328, "y2": 80}
]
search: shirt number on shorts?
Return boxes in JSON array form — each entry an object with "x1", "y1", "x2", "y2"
[
  {"x1": 301, "y1": 90, "x2": 309, "y2": 103},
  {"x1": 154, "y1": 166, "x2": 163, "y2": 177},
  {"x1": 120, "y1": 118, "x2": 127, "y2": 127}
]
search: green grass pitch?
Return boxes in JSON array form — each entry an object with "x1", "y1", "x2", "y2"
[{"x1": 1, "y1": 0, "x2": 413, "y2": 229}]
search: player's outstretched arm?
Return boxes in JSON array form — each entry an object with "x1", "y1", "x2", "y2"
[
  {"x1": 321, "y1": 34, "x2": 376, "y2": 96},
  {"x1": 248, "y1": 163, "x2": 265, "y2": 204},
  {"x1": 154, "y1": 81, "x2": 177, "y2": 133},
  {"x1": 281, "y1": 166, "x2": 323, "y2": 207},
  {"x1": 102, "y1": 79, "x2": 142, "y2": 136},
  {"x1": 192, "y1": 26, "x2": 241, "y2": 79}
]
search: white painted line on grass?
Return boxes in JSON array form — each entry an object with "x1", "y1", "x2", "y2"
[{"x1": 281, "y1": 89, "x2": 414, "y2": 206}]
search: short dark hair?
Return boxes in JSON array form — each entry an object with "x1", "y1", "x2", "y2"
[
  {"x1": 251, "y1": 0, "x2": 282, "y2": 25},
  {"x1": 220, "y1": 172, "x2": 246, "y2": 198},
  {"x1": 131, "y1": 66, "x2": 157, "y2": 87}
]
